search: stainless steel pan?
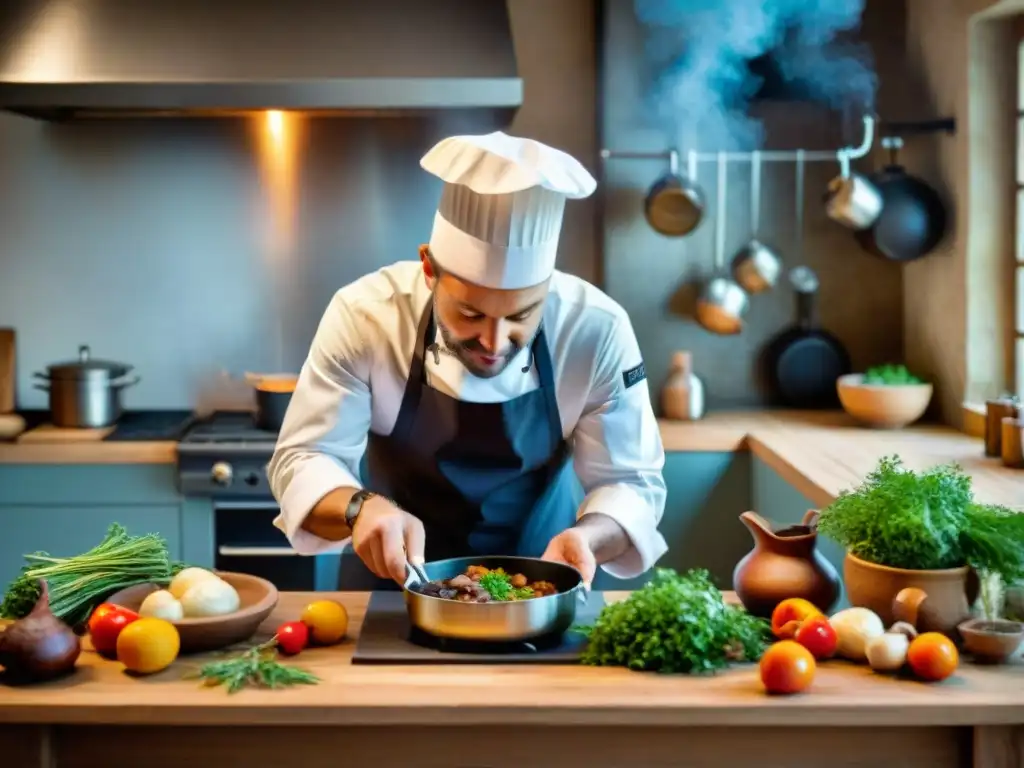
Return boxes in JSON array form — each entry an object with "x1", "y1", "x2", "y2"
[{"x1": 403, "y1": 555, "x2": 589, "y2": 642}]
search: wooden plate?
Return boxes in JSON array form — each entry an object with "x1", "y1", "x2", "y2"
[{"x1": 107, "y1": 571, "x2": 279, "y2": 654}]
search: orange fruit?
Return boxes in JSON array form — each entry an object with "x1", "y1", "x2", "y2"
[
  {"x1": 300, "y1": 600, "x2": 349, "y2": 645},
  {"x1": 907, "y1": 632, "x2": 958, "y2": 682},
  {"x1": 759, "y1": 640, "x2": 816, "y2": 695},
  {"x1": 770, "y1": 598, "x2": 822, "y2": 639},
  {"x1": 116, "y1": 617, "x2": 180, "y2": 674}
]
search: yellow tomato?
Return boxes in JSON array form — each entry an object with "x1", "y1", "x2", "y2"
[
  {"x1": 300, "y1": 600, "x2": 349, "y2": 645},
  {"x1": 116, "y1": 617, "x2": 181, "y2": 674}
]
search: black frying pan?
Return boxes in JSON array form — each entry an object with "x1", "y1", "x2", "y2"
[
  {"x1": 854, "y1": 135, "x2": 949, "y2": 263},
  {"x1": 644, "y1": 151, "x2": 705, "y2": 237},
  {"x1": 760, "y1": 267, "x2": 851, "y2": 409}
]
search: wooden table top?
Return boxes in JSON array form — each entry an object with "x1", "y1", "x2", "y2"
[{"x1": 2, "y1": 590, "x2": 1024, "y2": 728}]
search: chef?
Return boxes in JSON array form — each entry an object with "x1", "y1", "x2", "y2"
[{"x1": 268, "y1": 131, "x2": 667, "y2": 590}]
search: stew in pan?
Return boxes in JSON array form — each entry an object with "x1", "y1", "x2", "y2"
[{"x1": 411, "y1": 564, "x2": 558, "y2": 603}]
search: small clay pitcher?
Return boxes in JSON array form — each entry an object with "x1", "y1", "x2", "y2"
[
  {"x1": 732, "y1": 510, "x2": 842, "y2": 619},
  {"x1": 845, "y1": 554, "x2": 980, "y2": 640}
]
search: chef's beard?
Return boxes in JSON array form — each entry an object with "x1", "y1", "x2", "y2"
[{"x1": 433, "y1": 299, "x2": 533, "y2": 379}]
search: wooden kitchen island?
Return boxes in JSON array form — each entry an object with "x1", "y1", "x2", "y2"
[{"x1": 2, "y1": 592, "x2": 1024, "y2": 768}]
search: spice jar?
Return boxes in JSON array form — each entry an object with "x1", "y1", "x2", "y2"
[
  {"x1": 985, "y1": 395, "x2": 1020, "y2": 457},
  {"x1": 1002, "y1": 417, "x2": 1024, "y2": 469}
]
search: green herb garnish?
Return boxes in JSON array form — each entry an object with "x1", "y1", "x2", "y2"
[
  {"x1": 817, "y1": 455, "x2": 1024, "y2": 583},
  {"x1": 195, "y1": 640, "x2": 320, "y2": 694},
  {"x1": 0, "y1": 523, "x2": 187, "y2": 625},
  {"x1": 863, "y1": 364, "x2": 924, "y2": 385},
  {"x1": 575, "y1": 568, "x2": 770, "y2": 674},
  {"x1": 477, "y1": 570, "x2": 535, "y2": 601}
]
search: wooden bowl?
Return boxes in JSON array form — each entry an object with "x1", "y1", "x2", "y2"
[
  {"x1": 107, "y1": 571, "x2": 279, "y2": 654},
  {"x1": 958, "y1": 618, "x2": 1024, "y2": 664},
  {"x1": 836, "y1": 373, "x2": 933, "y2": 429}
]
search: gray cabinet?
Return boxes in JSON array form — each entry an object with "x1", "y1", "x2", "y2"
[
  {"x1": 592, "y1": 452, "x2": 754, "y2": 591},
  {"x1": 0, "y1": 465, "x2": 214, "y2": 592}
]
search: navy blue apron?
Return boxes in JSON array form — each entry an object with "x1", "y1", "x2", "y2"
[{"x1": 338, "y1": 300, "x2": 578, "y2": 590}]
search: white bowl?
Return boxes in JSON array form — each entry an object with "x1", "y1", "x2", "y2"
[{"x1": 836, "y1": 373, "x2": 933, "y2": 429}]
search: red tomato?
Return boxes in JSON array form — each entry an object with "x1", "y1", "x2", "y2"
[
  {"x1": 793, "y1": 615, "x2": 838, "y2": 660},
  {"x1": 89, "y1": 606, "x2": 139, "y2": 657},
  {"x1": 87, "y1": 603, "x2": 135, "y2": 636},
  {"x1": 276, "y1": 621, "x2": 310, "y2": 655},
  {"x1": 759, "y1": 640, "x2": 816, "y2": 695}
]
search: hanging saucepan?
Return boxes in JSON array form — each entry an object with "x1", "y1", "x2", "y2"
[
  {"x1": 732, "y1": 150, "x2": 782, "y2": 294},
  {"x1": 696, "y1": 151, "x2": 748, "y2": 335},
  {"x1": 854, "y1": 136, "x2": 948, "y2": 262},
  {"x1": 643, "y1": 149, "x2": 706, "y2": 237},
  {"x1": 245, "y1": 372, "x2": 298, "y2": 432},
  {"x1": 823, "y1": 149, "x2": 883, "y2": 231}
]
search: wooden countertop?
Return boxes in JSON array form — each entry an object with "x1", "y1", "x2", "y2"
[
  {"x1": 1, "y1": 590, "x2": 1023, "y2": 728},
  {"x1": 0, "y1": 410, "x2": 1019, "y2": 511}
]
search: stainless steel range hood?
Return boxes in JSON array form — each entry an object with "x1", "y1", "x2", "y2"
[{"x1": 0, "y1": 0, "x2": 523, "y2": 120}]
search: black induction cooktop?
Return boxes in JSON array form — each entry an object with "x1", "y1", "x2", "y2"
[{"x1": 352, "y1": 591, "x2": 606, "y2": 665}]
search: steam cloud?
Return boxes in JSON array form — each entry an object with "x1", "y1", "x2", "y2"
[{"x1": 634, "y1": 0, "x2": 877, "y2": 150}]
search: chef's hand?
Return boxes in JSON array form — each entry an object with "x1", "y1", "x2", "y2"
[
  {"x1": 351, "y1": 496, "x2": 426, "y2": 585},
  {"x1": 541, "y1": 527, "x2": 597, "y2": 587}
]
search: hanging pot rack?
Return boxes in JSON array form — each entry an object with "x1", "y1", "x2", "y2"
[{"x1": 600, "y1": 115, "x2": 956, "y2": 171}]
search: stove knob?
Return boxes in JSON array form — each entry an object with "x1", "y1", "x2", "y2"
[{"x1": 211, "y1": 462, "x2": 234, "y2": 486}]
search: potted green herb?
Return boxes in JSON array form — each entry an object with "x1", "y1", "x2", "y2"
[
  {"x1": 836, "y1": 365, "x2": 933, "y2": 429},
  {"x1": 816, "y1": 456, "x2": 1024, "y2": 641}
]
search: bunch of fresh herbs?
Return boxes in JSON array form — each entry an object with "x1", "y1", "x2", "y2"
[
  {"x1": 816, "y1": 456, "x2": 1024, "y2": 585},
  {"x1": 194, "y1": 640, "x2": 320, "y2": 694},
  {"x1": 0, "y1": 523, "x2": 187, "y2": 626},
  {"x1": 575, "y1": 568, "x2": 770, "y2": 674}
]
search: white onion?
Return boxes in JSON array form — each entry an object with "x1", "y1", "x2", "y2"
[
  {"x1": 139, "y1": 589, "x2": 184, "y2": 621},
  {"x1": 179, "y1": 578, "x2": 240, "y2": 618}
]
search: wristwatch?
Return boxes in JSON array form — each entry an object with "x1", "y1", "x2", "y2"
[{"x1": 344, "y1": 489, "x2": 378, "y2": 530}]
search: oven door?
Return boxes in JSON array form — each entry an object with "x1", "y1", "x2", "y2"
[{"x1": 213, "y1": 501, "x2": 340, "y2": 591}]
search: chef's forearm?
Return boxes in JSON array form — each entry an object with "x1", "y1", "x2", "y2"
[
  {"x1": 575, "y1": 512, "x2": 631, "y2": 564},
  {"x1": 299, "y1": 486, "x2": 361, "y2": 541}
]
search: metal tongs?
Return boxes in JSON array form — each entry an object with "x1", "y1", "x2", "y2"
[{"x1": 404, "y1": 559, "x2": 430, "y2": 590}]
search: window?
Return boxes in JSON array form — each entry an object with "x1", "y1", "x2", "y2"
[{"x1": 1017, "y1": 40, "x2": 1024, "y2": 399}]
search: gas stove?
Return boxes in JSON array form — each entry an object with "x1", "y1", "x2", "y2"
[{"x1": 176, "y1": 411, "x2": 279, "y2": 498}]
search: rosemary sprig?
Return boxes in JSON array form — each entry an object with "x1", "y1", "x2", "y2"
[{"x1": 195, "y1": 639, "x2": 320, "y2": 694}]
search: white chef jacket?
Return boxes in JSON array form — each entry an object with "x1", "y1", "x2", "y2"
[{"x1": 268, "y1": 260, "x2": 668, "y2": 579}]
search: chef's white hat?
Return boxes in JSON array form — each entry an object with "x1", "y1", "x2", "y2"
[{"x1": 420, "y1": 131, "x2": 597, "y2": 290}]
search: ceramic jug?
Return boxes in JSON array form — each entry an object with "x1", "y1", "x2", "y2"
[{"x1": 732, "y1": 510, "x2": 841, "y2": 619}]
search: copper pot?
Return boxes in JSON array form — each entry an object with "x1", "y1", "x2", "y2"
[{"x1": 844, "y1": 552, "x2": 979, "y2": 640}]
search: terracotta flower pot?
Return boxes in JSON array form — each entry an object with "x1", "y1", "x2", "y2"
[{"x1": 843, "y1": 552, "x2": 979, "y2": 639}]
